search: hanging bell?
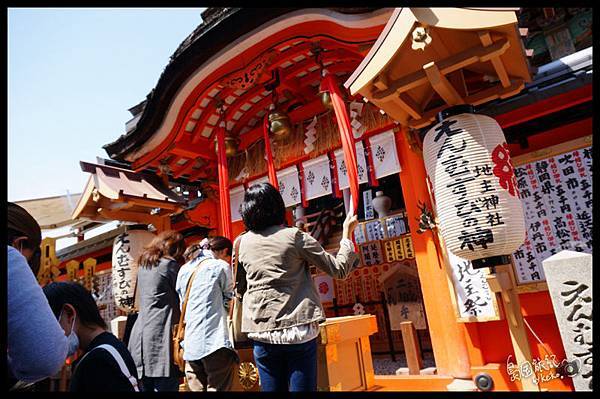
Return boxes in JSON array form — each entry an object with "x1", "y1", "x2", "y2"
[
  {"x1": 268, "y1": 109, "x2": 292, "y2": 139},
  {"x1": 214, "y1": 132, "x2": 240, "y2": 158},
  {"x1": 318, "y1": 80, "x2": 333, "y2": 110}
]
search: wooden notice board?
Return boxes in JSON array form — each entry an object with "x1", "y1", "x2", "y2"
[{"x1": 510, "y1": 135, "x2": 592, "y2": 293}]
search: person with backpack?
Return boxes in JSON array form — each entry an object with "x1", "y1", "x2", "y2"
[
  {"x1": 43, "y1": 281, "x2": 139, "y2": 392},
  {"x1": 175, "y1": 236, "x2": 239, "y2": 391}
]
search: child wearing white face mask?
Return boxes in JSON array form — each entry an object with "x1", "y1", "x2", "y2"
[{"x1": 43, "y1": 282, "x2": 140, "y2": 392}]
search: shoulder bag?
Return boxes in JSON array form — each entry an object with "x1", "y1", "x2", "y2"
[{"x1": 228, "y1": 233, "x2": 249, "y2": 348}]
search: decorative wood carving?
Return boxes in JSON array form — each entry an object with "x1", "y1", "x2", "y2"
[{"x1": 221, "y1": 50, "x2": 277, "y2": 90}]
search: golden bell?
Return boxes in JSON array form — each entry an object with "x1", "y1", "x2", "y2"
[
  {"x1": 214, "y1": 133, "x2": 239, "y2": 158},
  {"x1": 268, "y1": 110, "x2": 292, "y2": 138},
  {"x1": 319, "y1": 90, "x2": 333, "y2": 110}
]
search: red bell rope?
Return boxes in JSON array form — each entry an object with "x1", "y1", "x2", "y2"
[
  {"x1": 216, "y1": 125, "x2": 232, "y2": 239},
  {"x1": 262, "y1": 114, "x2": 279, "y2": 190},
  {"x1": 322, "y1": 73, "x2": 359, "y2": 213}
]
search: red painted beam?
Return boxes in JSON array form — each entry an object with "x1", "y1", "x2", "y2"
[
  {"x1": 191, "y1": 104, "x2": 219, "y2": 144},
  {"x1": 231, "y1": 96, "x2": 273, "y2": 136},
  {"x1": 495, "y1": 84, "x2": 592, "y2": 129},
  {"x1": 171, "y1": 134, "x2": 217, "y2": 161},
  {"x1": 172, "y1": 157, "x2": 201, "y2": 179}
]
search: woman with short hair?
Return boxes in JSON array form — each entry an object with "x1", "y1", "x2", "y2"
[
  {"x1": 176, "y1": 236, "x2": 238, "y2": 391},
  {"x1": 43, "y1": 282, "x2": 139, "y2": 392},
  {"x1": 127, "y1": 230, "x2": 186, "y2": 392},
  {"x1": 235, "y1": 182, "x2": 359, "y2": 392}
]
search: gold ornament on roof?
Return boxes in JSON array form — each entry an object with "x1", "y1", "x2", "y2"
[{"x1": 411, "y1": 25, "x2": 432, "y2": 51}]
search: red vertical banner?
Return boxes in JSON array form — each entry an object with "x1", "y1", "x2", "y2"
[
  {"x1": 216, "y1": 126, "x2": 232, "y2": 240},
  {"x1": 322, "y1": 73, "x2": 359, "y2": 212},
  {"x1": 263, "y1": 114, "x2": 279, "y2": 191}
]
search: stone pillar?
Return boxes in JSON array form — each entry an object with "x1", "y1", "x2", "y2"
[{"x1": 542, "y1": 251, "x2": 592, "y2": 391}]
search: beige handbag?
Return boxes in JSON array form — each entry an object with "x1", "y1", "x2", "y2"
[{"x1": 228, "y1": 234, "x2": 249, "y2": 348}]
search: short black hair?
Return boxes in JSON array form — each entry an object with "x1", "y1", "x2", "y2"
[
  {"x1": 240, "y1": 182, "x2": 286, "y2": 232},
  {"x1": 43, "y1": 282, "x2": 107, "y2": 330}
]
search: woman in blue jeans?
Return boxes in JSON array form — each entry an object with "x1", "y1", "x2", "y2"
[{"x1": 235, "y1": 183, "x2": 359, "y2": 391}]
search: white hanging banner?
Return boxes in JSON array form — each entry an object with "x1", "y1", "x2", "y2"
[
  {"x1": 446, "y1": 248, "x2": 500, "y2": 320},
  {"x1": 302, "y1": 154, "x2": 333, "y2": 201},
  {"x1": 334, "y1": 142, "x2": 368, "y2": 190},
  {"x1": 276, "y1": 166, "x2": 302, "y2": 207},
  {"x1": 229, "y1": 185, "x2": 245, "y2": 222},
  {"x1": 369, "y1": 130, "x2": 401, "y2": 179}
]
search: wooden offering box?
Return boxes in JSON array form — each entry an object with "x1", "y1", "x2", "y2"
[{"x1": 317, "y1": 315, "x2": 378, "y2": 391}]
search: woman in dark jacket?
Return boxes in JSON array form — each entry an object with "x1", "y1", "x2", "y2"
[
  {"x1": 127, "y1": 230, "x2": 185, "y2": 392},
  {"x1": 235, "y1": 183, "x2": 359, "y2": 392},
  {"x1": 43, "y1": 282, "x2": 139, "y2": 392}
]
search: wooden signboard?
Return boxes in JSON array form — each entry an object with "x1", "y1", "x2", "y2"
[
  {"x1": 511, "y1": 135, "x2": 592, "y2": 293},
  {"x1": 359, "y1": 241, "x2": 384, "y2": 266},
  {"x1": 380, "y1": 262, "x2": 427, "y2": 330},
  {"x1": 444, "y1": 244, "x2": 502, "y2": 322},
  {"x1": 94, "y1": 270, "x2": 119, "y2": 327}
]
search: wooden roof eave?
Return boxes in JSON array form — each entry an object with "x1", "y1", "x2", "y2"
[
  {"x1": 71, "y1": 176, "x2": 96, "y2": 221},
  {"x1": 345, "y1": 7, "x2": 524, "y2": 96},
  {"x1": 72, "y1": 162, "x2": 186, "y2": 224},
  {"x1": 345, "y1": 7, "x2": 532, "y2": 128}
]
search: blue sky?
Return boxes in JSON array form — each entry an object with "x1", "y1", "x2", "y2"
[{"x1": 8, "y1": 8, "x2": 205, "y2": 201}]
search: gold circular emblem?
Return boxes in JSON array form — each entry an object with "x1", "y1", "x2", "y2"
[{"x1": 238, "y1": 361, "x2": 259, "y2": 390}]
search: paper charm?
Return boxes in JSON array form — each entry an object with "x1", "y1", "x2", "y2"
[
  {"x1": 304, "y1": 116, "x2": 318, "y2": 154},
  {"x1": 349, "y1": 101, "x2": 365, "y2": 139}
]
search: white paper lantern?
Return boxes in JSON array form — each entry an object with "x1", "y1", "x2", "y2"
[
  {"x1": 423, "y1": 107, "x2": 526, "y2": 267},
  {"x1": 112, "y1": 229, "x2": 155, "y2": 312}
]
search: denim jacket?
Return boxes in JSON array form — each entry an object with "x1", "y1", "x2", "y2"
[{"x1": 175, "y1": 250, "x2": 235, "y2": 361}]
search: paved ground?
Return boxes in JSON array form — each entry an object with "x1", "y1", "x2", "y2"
[{"x1": 372, "y1": 351, "x2": 436, "y2": 375}]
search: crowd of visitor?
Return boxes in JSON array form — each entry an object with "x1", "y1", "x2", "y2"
[{"x1": 7, "y1": 182, "x2": 359, "y2": 392}]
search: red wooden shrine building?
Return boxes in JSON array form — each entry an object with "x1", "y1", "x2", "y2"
[{"x1": 44, "y1": 7, "x2": 591, "y2": 392}]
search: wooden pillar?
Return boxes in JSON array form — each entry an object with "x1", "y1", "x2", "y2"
[
  {"x1": 216, "y1": 126, "x2": 233, "y2": 239},
  {"x1": 400, "y1": 321, "x2": 423, "y2": 375},
  {"x1": 262, "y1": 114, "x2": 279, "y2": 190},
  {"x1": 322, "y1": 73, "x2": 359, "y2": 212},
  {"x1": 487, "y1": 264, "x2": 539, "y2": 391},
  {"x1": 394, "y1": 126, "x2": 472, "y2": 378}
]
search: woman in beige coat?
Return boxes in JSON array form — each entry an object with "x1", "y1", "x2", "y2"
[{"x1": 235, "y1": 182, "x2": 359, "y2": 392}]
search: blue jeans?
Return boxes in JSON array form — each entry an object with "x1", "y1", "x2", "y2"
[
  {"x1": 253, "y1": 338, "x2": 318, "y2": 392},
  {"x1": 141, "y1": 376, "x2": 180, "y2": 392}
]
